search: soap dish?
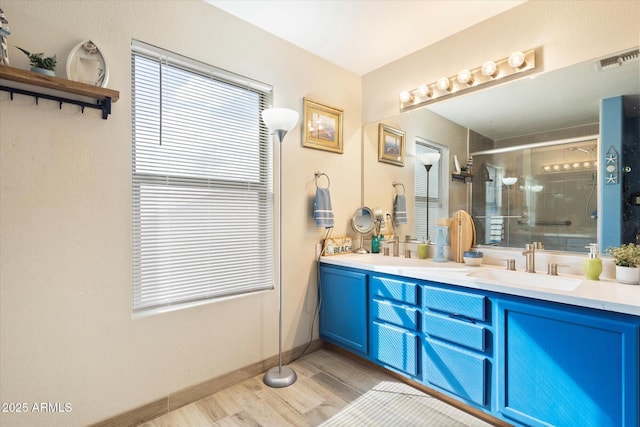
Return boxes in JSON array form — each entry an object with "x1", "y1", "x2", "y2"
[{"x1": 463, "y1": 251, "x2": 483, "y2": 266}]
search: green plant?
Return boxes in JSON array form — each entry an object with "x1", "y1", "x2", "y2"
[
  {"x1": 606, "y1": 243, "x2": 640, "y2": 268},
  {"x1": 16, "y1": 46, "x2": 57, "y2": 71}
]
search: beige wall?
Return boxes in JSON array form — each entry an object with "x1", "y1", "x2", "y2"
[{"x1": 0, "y1": 1, "x2": 360, "y2": 426}]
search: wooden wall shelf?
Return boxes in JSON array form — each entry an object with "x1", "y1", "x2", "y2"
[{"x1": 0, "y1": 65, "x2": 119, "y2": 119}]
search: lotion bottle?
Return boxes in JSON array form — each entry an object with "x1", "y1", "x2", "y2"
[{"x1": 583, "y1": 243, "x2": 602, "y2": 280}]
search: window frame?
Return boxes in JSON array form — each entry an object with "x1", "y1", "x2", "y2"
[{"x1": 131, "y1": 40, "x2": 275, "y2": 316}]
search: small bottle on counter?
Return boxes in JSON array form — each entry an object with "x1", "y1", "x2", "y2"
[
  {"x1": 583, "y1": 243, "x2": 602, "y2": 280},
  {"x1": 371, "y1": 234, "x2": 380, "y2": 253}
]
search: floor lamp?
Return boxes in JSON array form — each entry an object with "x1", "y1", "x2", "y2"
[
  {"x1": 418, "y1": 153, "x2": 441, "y2": 242},
  {"x1": 261, "y1": 107, "x2": 299, "y2": 388}
]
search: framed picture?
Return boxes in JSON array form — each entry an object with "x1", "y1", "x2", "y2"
[
  {"x1": 378, "y1": 123, "x2": 405, "y2": 166},
  {"x1": 303, "y1": 98, "x2": 343, "y2": 154}
]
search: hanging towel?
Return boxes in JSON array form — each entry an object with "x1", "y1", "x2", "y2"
[
  {"x1": 394, "y1": 194, "x2": 407, "y2": 225},
  {"x1": 314, "y1": 187, "x2": 334, "y2": 228}
]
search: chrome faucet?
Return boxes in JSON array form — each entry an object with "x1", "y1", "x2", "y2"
[
  {"x1": 388, "y1": 236, "x2": 400, "y2": 257},
  {"x1": 522, "y1": 243, "x2": 536, "y2": 273},
  {"x1": 386, "y1": 213, "x2": 400, "y2": 257}
]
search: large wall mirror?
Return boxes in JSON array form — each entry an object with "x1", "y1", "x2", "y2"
[{"x1": 363, "y1": 49, "x2": 640, "y2": 253}]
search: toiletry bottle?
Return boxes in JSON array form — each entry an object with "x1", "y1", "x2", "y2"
[
  {"x1": 418, "y1": 237, "x2": 428, "y2": 259},
  {"x1": 371, "y1": 234, "x2": 380, "y2": 253},
  {"x1": 583, "y1": 243, "x2": 602, "y2": 280}
]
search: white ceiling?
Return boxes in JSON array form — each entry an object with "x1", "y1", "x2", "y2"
[{"x1": 205, "y1": 0, "x2": 526, "y2": 76}]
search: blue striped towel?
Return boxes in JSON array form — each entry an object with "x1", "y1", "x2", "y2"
[
  {"x1": 394, "y1": 194, "x2": 407, "y2": 225},
  {"x1": 314, "y1": 187, "x2": 334, "y2": 228}
]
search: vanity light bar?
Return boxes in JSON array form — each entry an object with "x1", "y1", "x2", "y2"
[
  {"x1": 399, "y1": 49, "x2": 537, "y2": 111},
  {"x1": 542, "y1": 161, "x2": 597, "y2": 174}
]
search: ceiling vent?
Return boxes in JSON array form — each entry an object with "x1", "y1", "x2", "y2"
[{"x1": 596, "y1": 48, "x2": 639, "y2": 71}]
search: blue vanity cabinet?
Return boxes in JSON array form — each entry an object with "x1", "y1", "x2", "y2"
[
  {"x1": 421, "y1": 284, "x2": 493, "y2": 409},
  {"x1": 497, "y1": 298, "x2": 640, "y2": 427},
  {"x1": 369, "y1": 274, "x2": 421, "y2": 378},
  {"x1": 319, "y1": 265, "x2": 368, "y2": 355}
]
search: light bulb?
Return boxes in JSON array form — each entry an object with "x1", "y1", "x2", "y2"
[
  {"x1": 436, "y1": 77, "x2": 451, "y2": 91},
  {"x1": 481, "y1": 61, "x2": 498, "y2": 77},
  {"x1": 399, "y1": 91, "x2": 412, "y2": 103},
  {"x1": 508, "y1": 51, "x2": 526, "y2": 68},
  {"x1": 543, "y1": 165, "x2": 551, "y2": 172},
  {"x1": 417, "y1": 84, "x2": 431, "y2": 97},
  {"x1": 573, "y1": 162, "x2": 580, "y2": 168},
  {"x1": 457, "y1": 69, "x2": 474, "y2": 85},
  {"x1": 553, "y1": 165, "x2": 561, "y2": 171},
  {"x1": 584, "y1": 161, "x2": 591, "y2": 167},
  {"x1": 563, "y1": 164, "x2": 571, "y2": 170}
]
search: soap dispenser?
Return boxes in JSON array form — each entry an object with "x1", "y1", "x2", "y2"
[{"x1": 583, "y1": 243, "x2": 602, "y2": 280}]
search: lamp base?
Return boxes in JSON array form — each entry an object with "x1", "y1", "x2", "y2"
[{"x1": 263, "y1": 365, "x2": 297, "y2": 388}]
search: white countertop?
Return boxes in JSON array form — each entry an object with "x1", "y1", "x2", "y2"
[{"x1": 320, "y1": 253, "x2": 640, "y2": 316}]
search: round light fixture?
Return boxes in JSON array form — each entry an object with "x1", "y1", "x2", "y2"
[
  {"x1": 508, "y1": 51, "x2": 526, "y2": 68},
  {"x1": 481, "y1": 61, "x2": 498, "y2": 77},
  {"x1": 399, "y1": 91, "x2": 412, "y2": 103},
  {"x1": 436, "y1": 77, "x2": 451, "y2": 91},
  {"x1": 502, "y1": 177, "x2": 518, "y2": 186},
  {"x1": 457, "y1": 69, "x2": 474, "y2": 85},
  {"x1": 417, "y1": 84, "x2": 431, "y2": 98}
]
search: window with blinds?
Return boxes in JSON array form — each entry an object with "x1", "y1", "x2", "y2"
[
  {"x1": 131, "y1": 40, "x2": 274, "y2": 314},
  {"x1": 414, "y1": 140, "x2": 446, "y2": 242}
]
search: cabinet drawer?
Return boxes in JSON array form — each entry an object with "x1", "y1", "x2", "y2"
[
  {"x1": 423, "y1": 338, "x2": 488, "y2": 406},
  {"x1": 371, "y1": 322, "x2": 419, "y2": 377},
  {"x1": 371, "y1": 276, "x2": 418, "y2": 305},
  {"x1": 423, "y1": 313, "x2": 487, "y2": 352},
  {"x1": 372, "y1": 299, "x2": 419, "y2": 331},
  {"x1": 423, "y1": 286, "x2": 486, "y2": 321}
]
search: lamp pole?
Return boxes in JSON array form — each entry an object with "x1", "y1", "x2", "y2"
[
  {"x1": 261, "y1": 108, "x2": 299, "y2": 388},
  {"x1": 418, "y1": 152, "x2": 441, "y2": 243},
  {"x1": 424, "y1": 163, "x2": 433, "y2": 242}
]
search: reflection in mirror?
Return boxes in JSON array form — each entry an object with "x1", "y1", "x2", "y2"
[
  {"x1": 424, "y1": 50, "x2": 639, "y2": 252},
  {"x1": 352, "y1": 206, "x2": 374, "y2": 254},
  {"x1": 471, "y1": 137, "x2": 598, "y2": 251}
]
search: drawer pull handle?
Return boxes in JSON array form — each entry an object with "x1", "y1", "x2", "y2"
[{"x1": 448, "y1": 313, "x2": 476, "y2": 324}]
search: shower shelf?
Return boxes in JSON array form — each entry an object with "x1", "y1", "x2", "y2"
[{"x1": 452, "y1": 173, "x2": 473, "y2": 183}]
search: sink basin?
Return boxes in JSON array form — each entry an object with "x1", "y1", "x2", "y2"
[{"x1": 467, "y1": 269, "x2": 581, "y2": 291}]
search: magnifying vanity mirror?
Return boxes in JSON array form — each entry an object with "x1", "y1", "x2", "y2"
[
  {"x1": 352, "y1": 206, "x2": 374, "y2": 254},
  {"x1": 363, "y1": 48, "x2": 640, "y2": 253}
]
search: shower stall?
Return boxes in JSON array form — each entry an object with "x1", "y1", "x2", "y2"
[{"x1": 471, "y1": 137, "x2": 598, "y2": 252}]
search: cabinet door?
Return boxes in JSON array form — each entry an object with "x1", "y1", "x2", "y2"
[
  {"x1": 319, "y1": 266, "x2": 368, "y2": 355},
  {"x1": 498, "y1": 299, "x2": 639, "y2": 427}
]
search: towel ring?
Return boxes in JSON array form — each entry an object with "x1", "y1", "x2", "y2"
[
  {"x1": 393, "y1": 182, "x2": 405, "y2": 195},
  {"x1": 315, "y1": 171, "x2": 330, "y2": 189}
]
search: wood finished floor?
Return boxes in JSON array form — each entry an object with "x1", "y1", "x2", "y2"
[{"x1": 138, "y1": 348, "x2": 495, "y2": 427}]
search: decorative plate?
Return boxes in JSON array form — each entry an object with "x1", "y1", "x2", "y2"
[{"x1": 66, "y1": 40, "x2": 109, "y2": 87}]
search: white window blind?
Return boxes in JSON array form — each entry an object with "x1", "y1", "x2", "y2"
[
  {"x1": 131, "y1": 40, "x2": 274, "y2": 314},
  {"x1": 414, "y1": 141, "x2": 445, "y2": 241}
]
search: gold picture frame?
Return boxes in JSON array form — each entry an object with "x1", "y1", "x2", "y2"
[
  {"x1": 378, "y1": 123, "x2": 405, "y2": 166},
  {"x1": 302, "y1": 98, "x2": 343, "y2": 154}
]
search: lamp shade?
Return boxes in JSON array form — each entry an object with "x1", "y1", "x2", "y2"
[
  {"x1": 262, "y1": 108, "x2": 299, "y2": 133},
  {"x1": 419, "y1": 152, "x2": 441, "y2": 166}
]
